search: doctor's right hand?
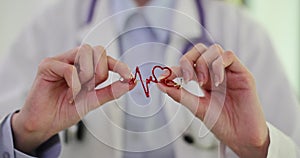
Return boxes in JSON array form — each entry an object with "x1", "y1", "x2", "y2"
[
  {"x1": 10, "y1": 44, "x2": 135, "y2": 154},
  {"x1": 158, "y1": 44, "x2": 270, "y2": 158}
]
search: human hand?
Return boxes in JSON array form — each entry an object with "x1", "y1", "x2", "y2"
[
  {"x1": 158, "y1": 44, "x2": 270, "y2": 158},
  {"x1": 11, "y1": 44, "x2": 135, "y2": 154}
]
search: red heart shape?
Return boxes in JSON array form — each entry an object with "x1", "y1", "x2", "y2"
[{"x1": 152, "y1": 65, "x2": 172, "y2": 82}]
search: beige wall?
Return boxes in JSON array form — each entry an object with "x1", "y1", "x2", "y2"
[
  {"x1": 248, "y1": 0, "x2": 300, "y2": 94},
  {"x1": 0, "y1": 0, "x2": 58, "y2": 56}
]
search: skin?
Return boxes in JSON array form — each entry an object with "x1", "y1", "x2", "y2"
[
  {"x1": 11, "y1": 44, "x2": 136, "y2": 154},
  {"x1": 157, "y1": 44, "x2": 270, "y2": 158},
  {"x1": 11, "y1": 43, "x2": 270, "y2": 157}
]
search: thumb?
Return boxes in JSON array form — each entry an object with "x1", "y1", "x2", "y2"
[
  {"x1": 157, "y1": 83, "x2": 206, "y2": 119},
  {"x1": 92, "y1": 81, "x2": 136, "y2": 109}
]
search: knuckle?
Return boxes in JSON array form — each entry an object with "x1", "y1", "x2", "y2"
[
  {"x1": 210, "y1": 44, "x2": 220, "y2": 49},
  {"x1": 209, "y1": 44, "x2": 222, "y2": 54},
  {"x1": 38, "y1": 57, "x2": 53, "y2": 70},
  {"x1": 80, "y1": 44, "x2": 93, "y2": 52},
  {"x1": 40, "y1": 57, "x2": 52, "y2": 64},
  {"x1": 194, "y1": 43, "x2": 207, "y2": 51},
  {"x1": 225, "y1": 50, "x2": 235, "y2": 58},
  {"x1": 240, "y1": 72, "x2": 255, "y2": 87},
  {"x1": 94, "y1": 45, "x2": 106, "y2": 55}
]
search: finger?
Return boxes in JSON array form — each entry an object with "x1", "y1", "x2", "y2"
[
  {"x1": 39, "y1": 58, "x2": 81, "y2": 100},
  {"x1": 201, "y1": 44, "x2": 223, "y2": 63},
  {"x1": 93, "y1": 81, "x2": 135, "y2": 109},
  {"x1": 53, "y1": 47, "x2": 79, "y2": 64},
  {"x1": 92, "y1": 46, "x2": 108, "y2": 85},
  {"x1": 212, "y1": 56, "x2": 225, "y2": 87},
  {"x1": 107, "y1": 56, "x2": 132, "y2": 80},
  {"x1": 157, "y1": 83, "x2": 207, "y2": 120},
  {"x1": 159, "y1": 66, "x2": 182, "y2": 80},
  {"x1": 195, "y1": 44, "x2": 224, "y2": 86},
  {"x1": 180, "y1": 43, "x2": 207, "y2": 82},
  {"x1": 75, "y1": 44, "x2": 94, "y2": 84},
  {"x1": 195, "y1": 56, "x2": 209, "y2": 86},
  {"x1": 222, "y1": 51, "x2": 247, "y2": 73}
]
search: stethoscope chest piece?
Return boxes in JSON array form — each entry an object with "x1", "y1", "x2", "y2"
[
  {"x1": 182, "y1": 131, "x2": 218, "y2": 150},
  {"x1": 64, "y1": 121, "x2": 85, "y2": 143}
]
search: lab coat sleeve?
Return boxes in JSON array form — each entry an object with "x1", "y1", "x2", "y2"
[
  {"x1": 238, "y1": 15, "x2": 300, "y2": 158},
  {"x1": 0, "y1": 112, "x2": 61, "y2": 158},
  {"x1": 266, "y1": 122, "x2": 299, "y2": 158},
  {"x1": 204, "y1": 2, "x2": 300, "y2": 157},
  {"x1": 242, "y1": 23, "x2": 300, "y2": 158}
]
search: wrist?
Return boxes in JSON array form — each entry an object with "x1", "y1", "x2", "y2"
[
  {"x1": 235, "y1": 130, "x2": 270, "y2": 158},
  {"x1": 11, "y1": 111, "x2": 53, "y2": 154}
]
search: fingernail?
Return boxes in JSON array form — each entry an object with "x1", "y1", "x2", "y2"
[
  {"x1": 69, "y1": 99, "x2": 74, "y2": 104},
  {"x1": 119, "y1": 77, "x2": 127, "y2": 83},
  {"x1": 129, "y1": 73, "x2": 134, "y2": 79},
  {"x1": 199, "y1": 82, "x2": 203, "y2": 87},
  {"x1": 72, "y1": 67, "x2": 81, "y2": 97},
  {"x1": 215, "y1": 82, "x2": 219, "y2": 87},
  {"x1": 214, "y1": 75, "x2": 219, "y2": 87},
  {"x1": 198, "y1": 73, "x2": 204, "y2": 86}
]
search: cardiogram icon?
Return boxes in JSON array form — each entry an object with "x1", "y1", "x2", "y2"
[{"x1": 125, "y1": 65, "x2": 181, "y2": 98}]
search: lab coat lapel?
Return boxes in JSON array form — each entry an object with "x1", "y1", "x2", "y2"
[
  {"x1": 164, "y1": 0, "x2": 202, "y2": 65},
  {"x1": 77, "y1": 1, "x2": 119, "y2": 58}
]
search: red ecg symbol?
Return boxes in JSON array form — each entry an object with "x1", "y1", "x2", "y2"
[{"x1": 128, "y1": 65, "x2": 180, "y2": 98}]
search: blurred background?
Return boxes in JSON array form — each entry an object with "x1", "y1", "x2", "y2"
[{"x1": 0, "y1": 0, "x2": 299, "y2": 95}]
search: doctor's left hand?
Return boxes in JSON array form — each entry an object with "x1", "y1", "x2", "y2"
[
  {"x1": 158, "y1": 44, "x2": 270, "y2": 158},
  {"x1": 11, "y1": 44, "x2": 135, "y2": 154}
]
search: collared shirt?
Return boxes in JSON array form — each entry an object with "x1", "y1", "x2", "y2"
[{"x1": 0, "y1": 112, "x2": 61, "y2": 158}]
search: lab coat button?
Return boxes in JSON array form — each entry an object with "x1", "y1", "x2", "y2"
[{"x1": 2, "y1": 152, "x2": 9, "y2": 158}]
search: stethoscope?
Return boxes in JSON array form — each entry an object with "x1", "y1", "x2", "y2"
[{"x1": 64, "y1": 0, "x2": 217, "y2": 150}]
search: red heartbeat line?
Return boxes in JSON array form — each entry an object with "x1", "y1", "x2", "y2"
[{"x1": 127, "y1": 65, "x2": 180, "y2": 98}]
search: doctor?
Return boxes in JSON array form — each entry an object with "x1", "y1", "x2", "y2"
[
  {"x1": 0, "y1": 0, "x2": 300, "y2": 157},
  {"x1": 1, "y1": 43, "x2": 270, "y2": 158}
]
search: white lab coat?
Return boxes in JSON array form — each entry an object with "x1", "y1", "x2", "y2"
[{"x1": 0, "y1": 0, "x2": 299, "y2": 157}]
